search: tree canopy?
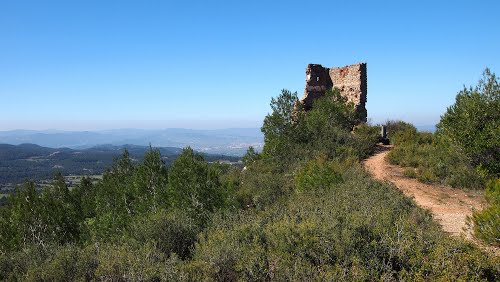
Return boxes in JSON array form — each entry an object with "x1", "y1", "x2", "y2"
[{"x1": 437, "y1": 68, "x2": 500, "y2": 175}]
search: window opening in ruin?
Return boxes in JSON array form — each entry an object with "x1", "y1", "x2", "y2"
[{"x1": 316, "y1": 77, "x2": 320, "y2": 81}]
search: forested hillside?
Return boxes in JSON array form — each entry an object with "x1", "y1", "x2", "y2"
[
  {"x1": 0, "y1": 143, "x2": 239, "y2": 186},
  {"x1": 0, "y1": 88, "x2": 498, "y2": 281}
]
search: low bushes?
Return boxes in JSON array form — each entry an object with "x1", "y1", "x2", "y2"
[
  {"x1": 187, "y1": 161, "x2": 499, "y2": 281},
  {"x1": 472, "y1": 178, "x2": 500, "y2": 246},
  {"x1": 387, "y1": 127, "x2": 486, "y2": 189},
  {"x1": 1, "y1": 85, "x2": 498, "y2": 280}
]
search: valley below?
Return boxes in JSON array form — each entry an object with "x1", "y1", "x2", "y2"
[{"x1": 0, "y1": 143, "x2": 241, "y2": 205}]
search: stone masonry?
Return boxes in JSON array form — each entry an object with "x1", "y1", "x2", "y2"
[{"x1": 300, "y1": 62, "x2": 367, "y2": 122}]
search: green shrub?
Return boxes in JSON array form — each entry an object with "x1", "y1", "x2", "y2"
[
  {"x1": 387, "y1": 129, "x2": 486, "y2": 189},
  {"x1": 93, "y1": 243, "x2": 185, "y2": 281},
  {"x1": 168, "y1": 147, "x2": 227, "y2": 225},
  {"x1": 472, "y1": 178, "x2": 500, "y2": 245},
  {"x1": 391, "y1": 127, "x2": 419, "y2": 145},
  {"x1": 237, "y1": 159, "x2": 292, "y2": 209},
  {"x1": 190, "y1": 165, "x2": 499, "y2": 280},
  {"x1": 437, "y1": 69, "x2": 500, "y2": 175},
  {"x1": 23, "y1": 245, "x2": 92, "y2": 282},
  {"x1": 129, "y1": 209, "x2": 201, "y2": 259},
  {"x1": 417, "y1": 167, "x2": 440, "y2": 183},
  {"x1": 0, "y1": 244, "x2": 98, "y2": 282},
  {"x1": 352, "y1": 123, "x2": 381, "y2": 158},
  {"x1": 294, "y1": 157, "x2": 353, "y2": 192},
  {"x1": 0, "y1": 241, "x2": 189, "y2": 281},
  {"x1": 385, "y1": 120, "x2": 417, "y2": 143},
  {"x1": 0, "y1": 246, "x2": 34, "y2": 281}
]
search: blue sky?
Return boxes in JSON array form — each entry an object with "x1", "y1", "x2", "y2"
[{"x1": 1, "y1": 0, "x2": 498, "y2": 130}]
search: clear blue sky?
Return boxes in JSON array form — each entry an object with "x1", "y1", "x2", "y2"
[{"x1": 1, "y1": 0, "x2": 498, "y2": 130}]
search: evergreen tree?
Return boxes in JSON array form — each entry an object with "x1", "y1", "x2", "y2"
[
  {"x1": 437, "y1": 68, "x2": 500, "y2": 175},
  {"x1": 39, "y1": 173, "x2": 80, "y2": 244},
  {"x1": 168, "y1": 147, "x2": 224, "y2": 225},
  {"x1": 6, "y1": 182, "x2": 46, "y2": 249},
  {"x1": 133, "y1": 146, "x2": 169, "y2": 213},
  {"x1": 89, "y1": 149, "x2": 136, "y2": 241}
]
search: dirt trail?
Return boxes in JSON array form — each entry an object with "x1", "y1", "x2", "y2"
[{"x1": 364, "y1": 145, "x2": 498, "y2": 254}]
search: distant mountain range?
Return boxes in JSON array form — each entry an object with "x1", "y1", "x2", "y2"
[
  {"x1": 0, "y1": 143, "x2": 240, "y2": 188},
  {"x1": 415, "y1": 125, "x2": 436, "y2": 133},
  {"x1": 0, "y1": 128, "x2": 264, "y2": 156}
]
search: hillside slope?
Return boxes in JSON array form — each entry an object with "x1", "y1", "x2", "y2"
[{"x1": 364, "y1": 145, "x2": 498, "y2": 255}]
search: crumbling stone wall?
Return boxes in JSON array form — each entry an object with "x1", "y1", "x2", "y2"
[
  {"x1": 302, "y1": 64, "x2": 333, "y2": 109},
  {"x1": 301, "y1": 62, "x2": 367, "y2": 122}
]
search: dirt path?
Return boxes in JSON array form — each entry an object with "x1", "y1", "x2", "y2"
[{"x1": 364, "y1": 145, "x2": 493, "y2": 247}]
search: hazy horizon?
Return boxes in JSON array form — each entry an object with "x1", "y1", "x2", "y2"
[
  {"x1": 0, "y1": 122, "x2": 438, "y2": 132},
  {"x1": 0, "y1": 113, "x2": 441, "y2": 131},
  {"x1": 0, "y1": 120, "x2": 265, "y2": 131}
]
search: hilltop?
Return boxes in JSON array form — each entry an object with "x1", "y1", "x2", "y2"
[{"x1": 0, "y1": 68, "x2": 498, "y2": 281}]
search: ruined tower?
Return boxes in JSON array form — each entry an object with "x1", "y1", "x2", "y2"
[{"x1": 301, "y1": 62, "x2": 367, "y2": 122}]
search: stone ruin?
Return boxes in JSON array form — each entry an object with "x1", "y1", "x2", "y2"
[{"x1": 300, "y1": 62, "x2": 367, "y2": 122}]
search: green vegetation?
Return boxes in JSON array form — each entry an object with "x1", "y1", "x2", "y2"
[
  {"x1": 386, "y1": 121, "x2": 485, "y2": 188},
  {"x1": 0, "y1": 87, "x2": 498, "y2": 280},
  {"x1": 437, "y1": 68, "x2": 500, "y2": 176},
  {"x1": 386, "y1": 69, "x2": 499, "y2": 246},
  {"x1": 472, "y1": 178, "x2": 500, "y2": 246},
  {"x1": 189, "y1": 163, "x2": 497, "y2": 281},
  {"x1": 0, "y1": 146, "x2": 237, "y2": 280},
  {"x1": 0, "y1": 143, "x2": 239, "y2": 187}
]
